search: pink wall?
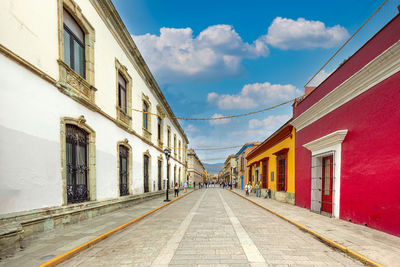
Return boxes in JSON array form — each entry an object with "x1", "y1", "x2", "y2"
[
  {"x1": 295, "y1": 71, "x2": 400, "y2": 237},
  {"x1": 295, "y1": 14, "x2": 400, "y2": 117}
]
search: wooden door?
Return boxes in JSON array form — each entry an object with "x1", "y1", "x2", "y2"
[{"x1": 321, "y1": 156, "x2": 333, "y2": 213}]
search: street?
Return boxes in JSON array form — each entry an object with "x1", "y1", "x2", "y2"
[{"x1": 60, "y1": 189, "x2": 361, "y2": 266}]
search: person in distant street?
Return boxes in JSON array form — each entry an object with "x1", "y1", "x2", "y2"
[
  {"x1": 174, "y1": 183, "x2": 179, "y2": 197},
  {"x1": 264, "y1": 188, "x2": 270, "y2": 199},
  {"x1": 245, "y1": 183, "x2": 251, "y2": 196},
  {"x1": 255, "y1": 182, "x2": 261, "y2": 197},
  {"x1": 184, "y1": 181, "x2": 188, "y2": 192},
  {"x1": 193, "y1": 181, "x2": 196, "y2": 189}
]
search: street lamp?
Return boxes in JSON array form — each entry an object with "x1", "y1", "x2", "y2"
[{"x1": 164, "y1": 148, "x2": 171, "y2": 202}]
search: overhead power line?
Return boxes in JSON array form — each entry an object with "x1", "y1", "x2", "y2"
[
  {"x1": 163, "y1": 145, "x2": 242, "y2": 151},
  {"x1": 305, "y1": 0, "x2": 389, "y2": 87},
  {"x1": 132, "y1": 98, "x2": 295, "y2": 121}
]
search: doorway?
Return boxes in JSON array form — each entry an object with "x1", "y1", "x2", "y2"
[{"x1": 321, "y1": 155, "x2": 333, "y2": 213}]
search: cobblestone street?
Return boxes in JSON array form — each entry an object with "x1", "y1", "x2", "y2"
[{"x1": 60, "y1": 189, "x2": 362, "y2": 266}]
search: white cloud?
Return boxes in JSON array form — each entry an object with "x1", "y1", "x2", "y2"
[
  {"x1": 132, "y1": 25, "x2": 269, "y2": 82},
  {"x1": 132, "y1": 18, "x2": 348, "y2": 82},
  {"x1": 232, "y1": 114, "x2": 291, "y2": 141},
  {"x1": 209, "y1": 113, "x2": 231, "y2": 126},
  {"x1": 207, "y1": 82, "x2": 302, "y2": 110},
  {"x1": 307, "y1": 70, "x2": 332, "y2": 87},
  {"x1": 249, "y1": 115, "x2": 290, "y2": 130},
  {"x1": 185, "y1": 124, "x2": 199, "y2": 134},
  {"x1": 264, "y1": 17, "x2": 349, "y2": 50}
]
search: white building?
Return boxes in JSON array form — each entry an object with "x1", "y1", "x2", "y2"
[
  {"x1": 187, "y1": 149, "x2": 205, "y2": 185},
  {"x1": 0, "y1": 0, "x2": 188, "y2": 251}
]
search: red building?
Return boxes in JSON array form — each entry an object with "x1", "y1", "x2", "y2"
[{"x1": 292, "y1": 14, "x2": 400, "y2": 236}]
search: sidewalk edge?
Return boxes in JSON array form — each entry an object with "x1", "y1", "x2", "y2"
[
  {"x1": 228, "y1": 189, "x2": 383, "y2": 267},
  {"x1": 39, "y1": 190, "x2": 195, "y2": 267}
]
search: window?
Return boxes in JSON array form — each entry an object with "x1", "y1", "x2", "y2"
[
  {"x1": 119, "y1": 145, "x2": 129, "y2": 196},
  {"x1": 118, "y1": 74, "x2": 127, "y2": 113},
  {"x1": 174, "y1": 135, "x2": 177, "y2": 156},
  {"x1": 167, "y1": 128, "x2": 171, "y2": 148},
  {"x1": 158, "y1": 160, "x2": 162, "y2": 190},
  {"x1": 66, "y1": 124, "x2": 88, "y2": 203},
  {"x1": 157, "y1": 117, "x2": 162, "y2": 141},
  {"x1": 144, "y1": 154, "x2": 149, "y2": 193},
  {"x1": 63, "y1": 9, "x2": 85, "y2": 78},
  {"x1": 174, "y1": 165, "x2": 177, "y2": 184},
  {"x1": 241, "y1": 156, "x2": 244, "y2": 171},
  {"x1": 143, "y1": 101, "x2": 149, "y2": 130},
  {"x1": 178, "y1": 141, "x2": 181, "y2": 160}
]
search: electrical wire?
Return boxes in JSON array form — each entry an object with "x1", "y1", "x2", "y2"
[
  {"x1": 132, "y1": 98, "x2": 295, "y2": 121},
  {"x1": 163, "y1": 145, "x2": 242, "y2": 151},
  {"x1": 305, "y1": 0, "x2": 389, "y2": 87}
]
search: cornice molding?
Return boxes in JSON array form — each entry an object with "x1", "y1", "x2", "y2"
[
  {"x1": 303, "y1": 130, "x2": 348, "y2": 152},
  {"x1": 89, "y1": 0, "x2": 188, "y2": 144},
  {"x1": 292, "y1": 41, "x2": 400, "y2": 131}
]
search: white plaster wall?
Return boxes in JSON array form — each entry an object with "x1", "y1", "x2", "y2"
[
  {"x1": 0, "y1": 0, "x2": 188, "y2": 214},
  {"x1": 0, "y1": 54, "x2": 184, "y2": 214},
  {"x1": 0, "y1": 0, "x2": 59, "y2": 79},
  {"x1": 0, "y1": 0, "x2": 187, "y2": 154}
]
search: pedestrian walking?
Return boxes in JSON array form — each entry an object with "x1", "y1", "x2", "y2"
[
  {"x1": 184, "y1": 181, "x2": 188, "y2": 192},
  {"x1": 255, "y1": 182, "x2": 261, "y2": 197},
  {"x1": 193, "y1": 181, "x2": 196, "y2": 189},
  {"x1": 174, "y1": 183, "x2": 179, "y2": 197},
  {"x1": 245, "y1": 182, "x2": 252, "y2": 196}
]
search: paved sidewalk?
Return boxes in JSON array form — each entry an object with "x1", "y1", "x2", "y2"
[
  {"x1": 232, "y1": 188, "x2": 400, "y2": 267},
  {"x1": 0, "y1": 190, "x2": 192, "y2": 267},
  {"x1": 61, "y1": 188, "x2": 361, "y2": 266}
]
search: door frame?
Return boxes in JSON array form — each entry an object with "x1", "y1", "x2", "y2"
[{"x1": 304, "y1": 130, "x2": 347, "y2": 218}]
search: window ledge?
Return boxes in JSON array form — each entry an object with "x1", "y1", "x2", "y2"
[
  {"x1": 116, "y1": 106, "x2": 131, "y2": 127},
  {"x1": 142, "y1": 128, "x2": 152, "y2": 142},
  {"x1": 58, "y1": 60, "x2": 96, "y2": 103}
]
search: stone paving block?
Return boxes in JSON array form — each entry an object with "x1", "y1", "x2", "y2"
[{"x1": 6, "y1": 189, "x2": 368, "y2": 266}]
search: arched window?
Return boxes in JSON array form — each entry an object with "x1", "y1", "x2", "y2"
[
  {"x1": 143, "y1": 154, "x2": 149, "y2": 193},
  {"x1": 66, "y1": 124, "x2": 88, "y2": 203},
  {"x1": 119, "y1": 145, "x2": 129, "y2": 196},
  {"x1": 143, "y1": 101, "x2": 149, "y2": 130},
  {"x1": 63, "y1": 9, "x2": 85, "y2": 78},
  {"x1": 118, "y1": 74, "x2": 127, "y2": 113}
]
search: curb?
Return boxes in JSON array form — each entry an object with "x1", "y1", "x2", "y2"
[
  {"x1": 228, "y1": 189, "x2": 383, "y2": 267},
  {"x1": 39, "y1": 190, "x2": 195, "y2": 267}
]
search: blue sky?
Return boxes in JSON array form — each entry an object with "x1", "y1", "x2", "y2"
[{"x1": 112, "y1": 0, "x2": 398, "y2": 164}]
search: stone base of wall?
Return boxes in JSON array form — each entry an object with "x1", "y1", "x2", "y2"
[
  {"x1": 0, "y1": 189, "x2": 175, "y2": 256},
  {"x1": 271, "y1": 191, "x2": 295, "y2": 205}
]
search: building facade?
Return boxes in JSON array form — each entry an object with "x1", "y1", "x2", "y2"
[
  {"x1": 187, "y1": 149, "x2": 205, "y2": 185},
  {"x1": 235, "y1": 142, "x2": 260, "y2": 190},
  {"x1": 0, "y1": 0, "x2": 188, "y2": 251},
  {"x1": 292, "y1": 14, "x2": 400, "y2": 236},
  {"x1": 246, "y1": 121, "x2": 295, "y2": 204}
]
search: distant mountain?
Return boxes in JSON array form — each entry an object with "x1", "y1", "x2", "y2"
[{"x1": 203, "y1": 162, "x2": 224, "y2": 174}]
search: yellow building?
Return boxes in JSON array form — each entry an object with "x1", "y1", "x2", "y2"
[{"x1": 245, "y1": 120, "x2": 295, "y2": 204}]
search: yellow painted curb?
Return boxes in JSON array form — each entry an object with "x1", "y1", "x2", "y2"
[
  {"x1": 228, "y1": 189, "x2": 383, "y2": 267},
  {"x1": 39, "y1": 190, "x2": 195, "y2": 267}
]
